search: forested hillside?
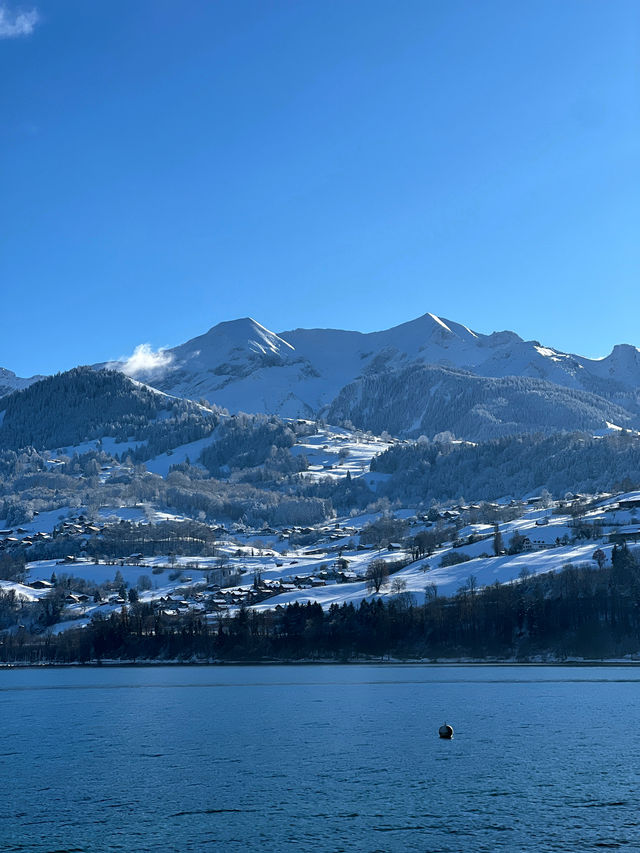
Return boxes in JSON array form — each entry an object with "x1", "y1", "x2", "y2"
[
  {"x1": 328, "y1": 365, "x2": 636, "y2": 439},
  {"x1": 199, "y1": 415, "x2": 310, "y2": 476},
  {"x1": 371, "y1": 431, "x2": 640, "y2": 502},
  {"x1": 0, "y1": 368, "x2": 219, "y2": 454}
]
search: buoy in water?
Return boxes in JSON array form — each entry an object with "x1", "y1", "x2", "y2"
[{"x1": 439, "y1": 723, "x2": 453, "y2": 739}]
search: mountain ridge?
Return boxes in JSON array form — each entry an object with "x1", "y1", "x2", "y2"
[
  {"x1": 129, "y1": 311, "x2": 640, "y2": 436},
  {"x1": 3, "y1": 312, "x2": 640, "y2": 440}
]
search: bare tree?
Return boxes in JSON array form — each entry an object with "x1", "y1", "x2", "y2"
[
  {"x1": 464, "y1": 574, "x2": 478, "y2": 596},
  {"x1": 391, "y1": 577, "x2": 407, "y2": 596},
  {"x1": 366, "y1": 559, "x2": 389, "y2": 594}
]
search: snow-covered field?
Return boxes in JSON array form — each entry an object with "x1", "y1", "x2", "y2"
[
  {"x1": 251, "y1": 541, "x2": 614, "y2": 611},
  {"x1": 289, "y1": 427, "x2": 394, "y2": 481}
]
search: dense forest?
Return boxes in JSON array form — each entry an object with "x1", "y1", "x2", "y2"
[
  {"x1": 328, "y1": 364, "x2": 636, "y2": 439},
  {"x1": 371, "y1": 430, "x2": 640, "y2": 503},
  {"x1": 0, "y1": 367, "x2": 219, "y2": 454},
  {"x1": 4, "y1": 545, "x2": 640, "y2": 663},
  {"x1": 199, "y1": 415, "x2": 312, "y2": 476}
]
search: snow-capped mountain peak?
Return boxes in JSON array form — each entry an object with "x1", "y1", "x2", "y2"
[
  {"x1": 5, "y1": 311, "x2": 640, "y2": 442},
  {"x1": 173, "y1": 317, "x2": 295, "y2": 363},
  {"x1": 92, "y1": 312, "x2": 640, "y2": 436}
]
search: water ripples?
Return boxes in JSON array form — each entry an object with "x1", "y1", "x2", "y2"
[{"x1": 2, "y1": 664, "x2": 640, "y2": 851}]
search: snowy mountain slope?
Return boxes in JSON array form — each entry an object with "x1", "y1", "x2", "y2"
[
  {"x1": 123, "y1": 312, "x2": 640, "y2": 436},
  {"x1": 250, "y1": 541, "x2": 612, "y2": 613},
  {"x1": 281, "y1": 312, "x2": 640, "y2": 400},
  {"x1": 0, "y1": 311, "x2": 626, "y2": 440},
  {"x1": 326, "y1": 364, "x2": 636, "y2": 440},
  {"x1": 0, "y1": 367, "x2": 43, "y2": 398},
  {"x1": 0, "y1": 367, "x2": 217, "y2": 452},
  {"x1": 123, "y1": 318, "x2": 330, "y2": 417}
]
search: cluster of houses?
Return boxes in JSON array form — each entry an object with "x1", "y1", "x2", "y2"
[
  {"x1": 22, "y1": 552, "x2": 356, "y2": 624},
  {"x1": 0, "y1": 514, "x2": 103, "y2": 555},
  {"x1": 28, "y1": 578, "x2": 92, "y2": 605},
  {"x1": 0, "y1": 528, "x2": 53, "y2": 551},
  {"x1": 14, "y1": 489, "x2": 640, "y2": 630},
  {"x1": 52, "y1": 515, "x2": 102, "y2": 540}
]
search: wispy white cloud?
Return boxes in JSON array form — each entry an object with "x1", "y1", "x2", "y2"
[
  {"x1": 0, "y1": 4, "x2": 39, "y2": 39},
  {"x1": 110, "y1": 344, "x2": 174, "y2": 379}
]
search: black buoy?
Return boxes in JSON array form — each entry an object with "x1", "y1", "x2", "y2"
[{"x1": 439, "y1": 723, "x2": 453, "y2": 739}]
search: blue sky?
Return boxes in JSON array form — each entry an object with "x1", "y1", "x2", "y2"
[{"x1": 1, "y1": 0, "x2": 638, "y2": 376}]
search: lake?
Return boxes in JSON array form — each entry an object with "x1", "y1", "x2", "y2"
[{"x1": 2, "y1": 664, "x2": 640, "y2": 852}]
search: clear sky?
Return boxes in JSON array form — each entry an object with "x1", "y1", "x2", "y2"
[{"x1": 1, "y1": 0, "x2": 638, "y2": 376}]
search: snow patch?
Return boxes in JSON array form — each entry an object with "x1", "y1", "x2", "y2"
[{"x1": 427, "y1": 313, "x2": 453, "y2": 333}]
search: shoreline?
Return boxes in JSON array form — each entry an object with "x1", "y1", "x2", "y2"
[{"x1": 2, "y1": 657, "x2": 640, "y2": 669}]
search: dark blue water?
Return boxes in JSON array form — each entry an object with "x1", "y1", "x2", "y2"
[{"x1": 2, "y1": 664, "x2": 640, "y2": 852}]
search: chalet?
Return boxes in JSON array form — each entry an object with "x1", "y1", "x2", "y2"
[
  {"x1": 530, "y1": 539, "x2": 550, "y2": 550},
  {"x1": 160, "y1": 608, "x2": 180, "y2": 618},
  {"x1": 338, "y1": 571, "x2": 359, "y2": 583},
  {"x1": 29, "y1": 579, "x2": 54, "y2": 590}
]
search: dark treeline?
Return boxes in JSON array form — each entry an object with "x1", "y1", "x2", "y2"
[
  {"x1": 5, "y1": 545, "x2": 640, "y2": 663},
  {"x1": 372, "y1": 430, "x2": 640, "y2": 503}
]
